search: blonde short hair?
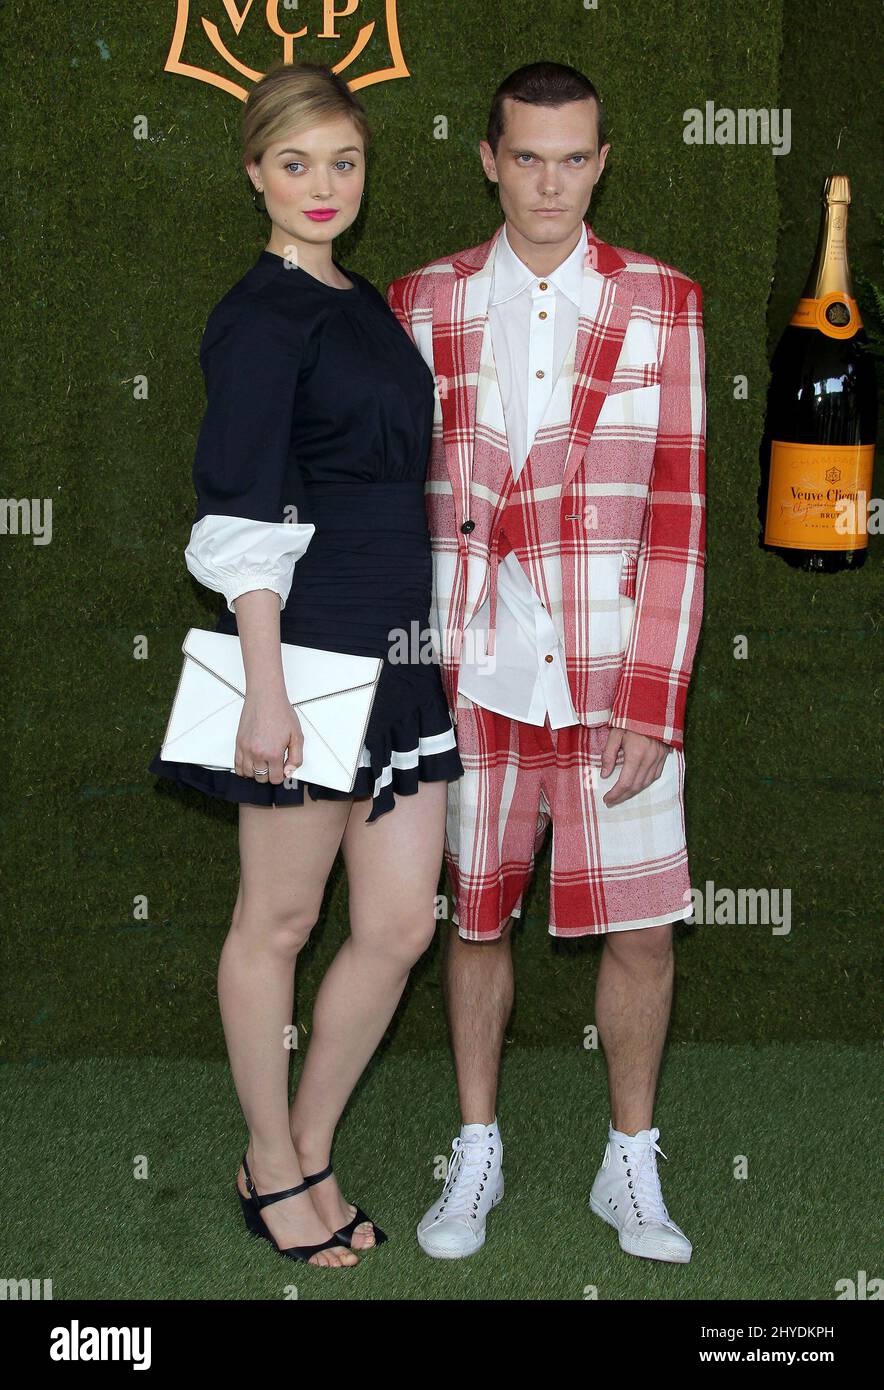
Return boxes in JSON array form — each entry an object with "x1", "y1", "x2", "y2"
[{"x1": 241, "y1": 60, "x2": 371, "y2": 189}]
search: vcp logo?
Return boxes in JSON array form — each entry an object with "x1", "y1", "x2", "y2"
[{"x1": 165, "y1": 1, "x2": 410, "y2": 100}]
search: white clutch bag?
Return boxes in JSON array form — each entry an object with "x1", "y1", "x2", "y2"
[{"x1": 160, "y1": 628, "x2": 383, "y2": 793}]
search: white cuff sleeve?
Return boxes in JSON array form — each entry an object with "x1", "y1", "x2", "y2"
[{"x1": 184, "y1": 514, "x2": 316, "y2": 613}]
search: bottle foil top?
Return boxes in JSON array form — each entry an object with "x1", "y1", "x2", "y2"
[{"x1": 824, "y1": 175, "x2": 851, "y2": 205}]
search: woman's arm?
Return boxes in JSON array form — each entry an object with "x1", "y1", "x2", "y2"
[
  {"x1": 235, "y1": 588, "x2": 287, "y2": 694},
  {"x1": 232, "y1": 587, "x2": 302, "y2": 782},
  {"x1": 183, "y1": 297, "x2": 314, "y2": 782}
]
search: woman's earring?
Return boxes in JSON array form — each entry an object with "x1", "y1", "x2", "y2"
[{"x1": 251, "y1": 183, "x2": 266, "y2": 213}]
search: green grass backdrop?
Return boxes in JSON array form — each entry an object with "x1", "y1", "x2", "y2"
[{"x1": 2, "y1": 0, "x2": 881, "y2": 1071}]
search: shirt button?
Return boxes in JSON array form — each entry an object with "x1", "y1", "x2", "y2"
[
  {"x1": 460, "y1": 519, "x2": 475, "y2": 533},
  {"x1": 545, "y1": 653, "x2": 554, "y2": 663},
  {"x1": 535, "y1": 369, "x2": 545, "y2": 379},
  {"x1": 538, "y1": 310, "x2": 548, "y2": 320},
  {"x1": 538, "y1": 281, "x2": 549, "y2": 290}
]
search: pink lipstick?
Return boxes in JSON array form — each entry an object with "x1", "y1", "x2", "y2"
[{"x1": 304, "y1": 209, "x2": 338, "y2": 221}]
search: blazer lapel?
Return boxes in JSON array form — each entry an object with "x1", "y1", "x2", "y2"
[
  {"x1": 434, "y1": 220, "x2": 633, "y2": 505},
  {"x1": 431, "y1": 230, "x2": 500, "y2": 527},
  {"x1": 561, "y1": 224, "x2": 634, "y2": 492}
]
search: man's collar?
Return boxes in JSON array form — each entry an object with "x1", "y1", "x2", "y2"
[
  {"x1": 450, "y1": 219, "x2": 626, "y2": 281},
  {"x1": 490, "y1": 220, "x2": 588, "y2": 308}
]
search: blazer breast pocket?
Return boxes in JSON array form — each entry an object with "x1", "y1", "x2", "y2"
[
  {"x1": 607, "y1": 360, "x2": 663, "y2": 393},
  {"x1": 597, "y1": 361, "x2": 662, "y2": 431}
]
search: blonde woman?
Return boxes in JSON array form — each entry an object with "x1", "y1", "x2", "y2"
[{"x1": 149, "y1": 61, "x2": 463, "y2": 1268}]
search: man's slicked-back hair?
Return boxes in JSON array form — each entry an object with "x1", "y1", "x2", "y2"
[{"x1": 486, "y1": 61, "x2": 606, "y2": 155}]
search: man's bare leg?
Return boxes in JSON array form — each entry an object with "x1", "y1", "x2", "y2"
[
  {"x1": 595, "y1": 922, "x2": 674, "y2": 1133},
  {"x1": 417, "y1": 912, "x2": 515, "y2": 1258},
  {"x1": 441, "y1": 917, "x2": 516, "y2": 1125}
]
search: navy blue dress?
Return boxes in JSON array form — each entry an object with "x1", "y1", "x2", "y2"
[{"x1": 148, "y1": 249, "x2": 464, "y2": 823}]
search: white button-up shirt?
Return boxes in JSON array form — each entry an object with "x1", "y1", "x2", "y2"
[{"x1": 457, "y1": 221, "x2": 585, "y2": 726}]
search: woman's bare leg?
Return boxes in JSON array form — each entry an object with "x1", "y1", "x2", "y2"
[
  {"x1": 289, "y1": 779, "x2": 448, "y2": 1247},
  {"x1": 221, "y1": 792, "x2": 356, "y2": 1267}
]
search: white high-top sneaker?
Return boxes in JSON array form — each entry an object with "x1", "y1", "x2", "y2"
[
  {"x1": 589, "y1": 1123, "x2": 692, "y2": 1263},
  {"x1": 416, "y1": 1120, "x2": 504, "y2": 1259}
]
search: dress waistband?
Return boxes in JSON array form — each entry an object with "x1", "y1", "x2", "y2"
[
  {"x1": 304, "y1": 480, "x2": 426, "y2": 495},
  {"x1": 301, "y1": 479, "x2": 429, "y2": 528}
]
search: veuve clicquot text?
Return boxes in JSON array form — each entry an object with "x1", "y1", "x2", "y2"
[{"x1": 760, "y1": 174, "x2": 877, "y2": 571}]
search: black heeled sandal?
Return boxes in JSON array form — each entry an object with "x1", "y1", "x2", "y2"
[
  {"x1": 302, "y1": 1163, "x2": 388, "y2": 1247},
  {"x1": 237, "y1": 1152, "x2": 356, "y2": 1265}
]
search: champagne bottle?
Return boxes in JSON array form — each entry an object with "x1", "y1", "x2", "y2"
[{"x1": 759, "y1": 174, "x2": 877, "y2": 571}]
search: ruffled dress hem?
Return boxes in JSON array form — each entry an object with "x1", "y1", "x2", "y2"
[{"x1": 149, "y1": 689, "x2": 463, "y2": 824}]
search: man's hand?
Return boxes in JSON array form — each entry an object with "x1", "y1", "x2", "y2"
[{"x1": 601, "y1": 726, "x2": 670, "y2": 806}]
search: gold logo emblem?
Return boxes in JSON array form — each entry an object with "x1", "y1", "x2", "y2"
[{"x1": 165, "y1": 1, "x2": 409, "y2": 101}]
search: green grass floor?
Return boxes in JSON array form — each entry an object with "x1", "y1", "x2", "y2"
[{"x1": 1, "y1": 1043, "x2": 877, "y2": 1301}]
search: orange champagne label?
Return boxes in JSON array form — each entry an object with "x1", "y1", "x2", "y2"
[
  {"x1": 764, "y1": 441, "x2": 875, "y2": 549},
  {"x1": 789, "y1": 293, "x2": 863, "y2": 338}
]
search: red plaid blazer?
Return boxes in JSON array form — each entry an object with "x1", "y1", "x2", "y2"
[{"x1": 386, "y1": 219, "x2": 706, "y2": 750}]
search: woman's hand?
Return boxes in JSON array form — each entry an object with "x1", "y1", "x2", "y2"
[{"x1": 235, "y1": 688, "x2": 304, "y2": 784}]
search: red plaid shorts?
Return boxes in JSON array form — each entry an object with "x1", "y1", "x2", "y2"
[{"x1": 444, "y1": 697, "x2": 693, "y2": 940}]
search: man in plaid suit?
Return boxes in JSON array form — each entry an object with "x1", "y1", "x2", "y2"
[{"x1": 386, "y1": 62, "x2": 706, "y2": 1264}]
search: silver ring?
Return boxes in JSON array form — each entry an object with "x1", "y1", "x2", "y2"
[{"x1": 254, "y1": 767, "x2": 269, "y2": 777}]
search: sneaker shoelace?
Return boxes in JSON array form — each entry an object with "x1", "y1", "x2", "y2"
[
  {"x1": 436, "y1": 1137, "x2": 495, "y2": 1222},
  {"x1": 621, "y1": 1127, "x2": 680, "y2": 1230}
]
